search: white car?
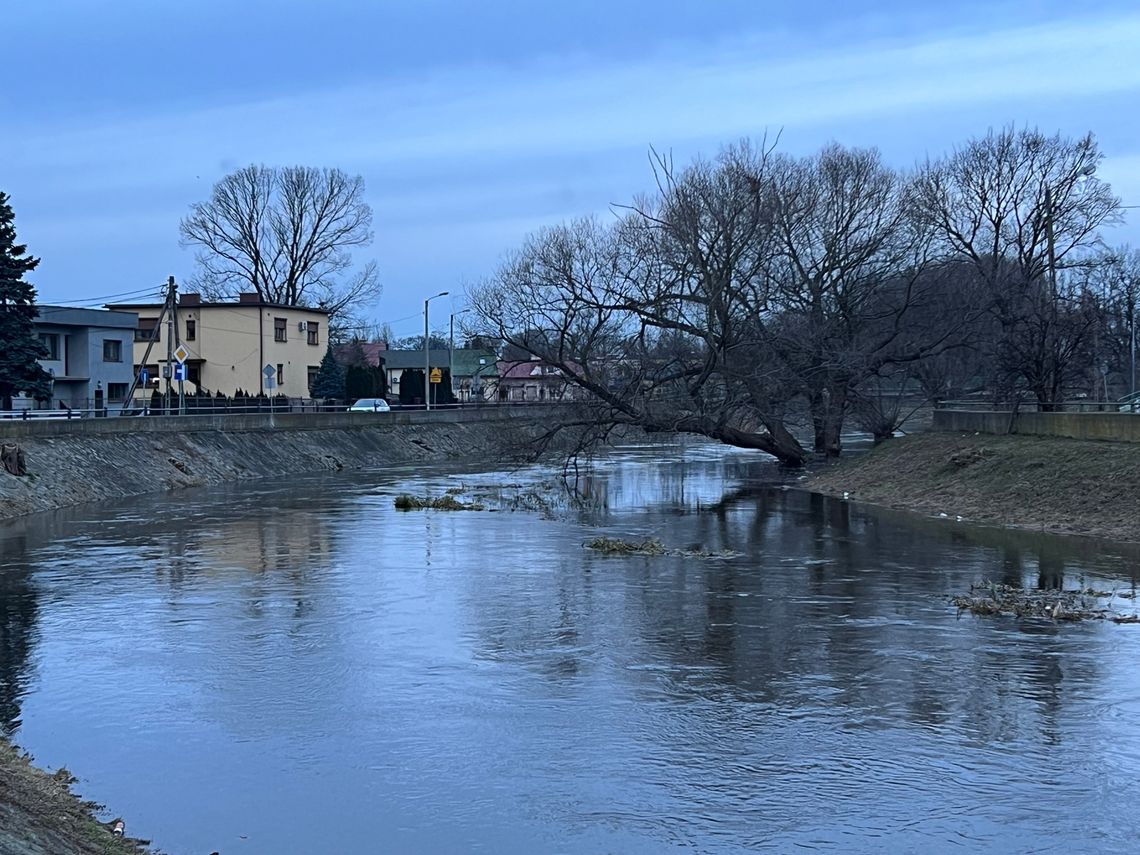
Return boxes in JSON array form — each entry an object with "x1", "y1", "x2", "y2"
[{"x1": 347, "y1": 398, "x2": 391, "y2": 413}]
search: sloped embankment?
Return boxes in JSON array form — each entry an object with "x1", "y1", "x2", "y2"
[
  {"x1": 0, "y1": 418, "x2": 541, "y2": 521},
  {"x1": 808, "y1": 432, "x2": 1140, "y2": 542}
]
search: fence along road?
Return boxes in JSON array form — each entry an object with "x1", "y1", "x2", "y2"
[{"x1": 0, "y1": 403, "x2": 567, "y2": 440}]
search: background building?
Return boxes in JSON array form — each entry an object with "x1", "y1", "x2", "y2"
[
  {"x1": 28, "y1": 306, "x2": 138, "y2": 413},
  {"x1": 108, "y1": 293, "x2": 330, "y2": 397}
]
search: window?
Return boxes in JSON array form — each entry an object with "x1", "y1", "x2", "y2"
[
  {"x1": 136, "y1": 317, "x2": 160, "y2": 342},
  {"x1": 307, "y1": 365, "x2": 319, "y2": 391},
  {"x1": 307, "y1": 321, "x2": 319, "y2": 346},
  {"x1": 102, "y1": 339, "x2": 122, "y2": 362},
  {"x1": 39, "y1": 333, "x2": 60, "y2": 360},
  {"x1": 277, "y1": 363, "x2": 285, "y2": 385},
  {"x1": 107, "y1": 383, "x2": 129, "y2": 402},
  {"x1": 188, "y1": 364, "x2": 201, "y2": 385},
  {"x1": 186, "y1": 319, "x2": 196, "y2": 341},
  {"x1": 274, "y1": 317, "x2": 287, "y2": 342}
]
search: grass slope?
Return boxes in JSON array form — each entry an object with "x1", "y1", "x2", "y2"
[{"x1": 809, "y1": 432, "x2": 1140, "y2": 542}]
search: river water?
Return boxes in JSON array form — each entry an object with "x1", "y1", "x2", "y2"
[{"x1": 2, "y1": 442, "x2": 1140, "y2": 854}]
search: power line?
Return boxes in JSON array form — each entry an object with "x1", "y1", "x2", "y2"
[{"x1": 40, "y1": 285, "x2": 164, "y2": 306}]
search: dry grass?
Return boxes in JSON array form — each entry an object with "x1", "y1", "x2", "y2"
[
  {"x1": 0, "y1": 739, "x2": 154, "y2": 854},
  {"x1": 809, "y1": 433, "x2": 1140, "y2": 542}
]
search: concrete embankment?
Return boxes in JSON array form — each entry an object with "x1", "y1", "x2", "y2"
[
  {"x1": 0, "y1": 407, "x2": 558, "y2": 521},
  {"x1": 809, "y1": 432, "x2": 1140, "y2": 542}
]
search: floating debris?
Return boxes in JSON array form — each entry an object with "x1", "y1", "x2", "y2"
[
  {"x1": 393, "y1": 494, "x2": 485, "y2": 511},
  {"x1": 584, "y1": 536, "x2": 739, "y2": 559},
  {"x1": 584, "y1": 537, "x2": 668, "y2": 555},
  {"x1": 952, "y1": 581, "x2": 1140, "y2": 623}
]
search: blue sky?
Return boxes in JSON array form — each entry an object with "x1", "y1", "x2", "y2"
[{"x1": 4, "y1": 0, "x2": 1139, "y2": 339}]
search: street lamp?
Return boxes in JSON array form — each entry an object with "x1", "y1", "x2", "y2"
[{"x1": 424, "y1": 291, "x2": 448, "y2": 410}]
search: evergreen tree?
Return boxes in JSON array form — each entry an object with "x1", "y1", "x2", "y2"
[
  {"x1": 0, "y1": 192, "x2": 51, "y2": 410},
  {"x1": 310, "y1": 345, "x2": 345, "y2": 399},
  {"x1": 399, "y1": 368, "x2": 425, "y2": 405}
]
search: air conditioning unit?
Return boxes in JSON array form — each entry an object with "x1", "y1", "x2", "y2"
[{"x1": 298, "y1": 321, "x2": 308, "y2": 332}]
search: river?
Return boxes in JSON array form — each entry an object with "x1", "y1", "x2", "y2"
[{"x1": 2, "y1": 442, "x2": 1140, "y2": 854}]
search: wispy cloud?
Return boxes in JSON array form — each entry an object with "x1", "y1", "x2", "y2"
[{"x1": 4, "y1": 7, "x2": 1138, "y2": 310}]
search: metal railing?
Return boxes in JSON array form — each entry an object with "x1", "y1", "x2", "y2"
[
  {"x1": 0, "y1": 396, "x2": 570, "y2": 420},
  {"x1": 934, "y1": 398, "x2": 1138, "y2": 414}
]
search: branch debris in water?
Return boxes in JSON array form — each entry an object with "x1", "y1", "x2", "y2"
[
  {"x1": 952, "y1": 581, "x2": 1140, "y2": 623},
  {"x1": 394, "y1": 494, "x2": 485, "y2": 511},
  {"x1": 583, "y1": 536, "x2": 739, "y2": 559}
]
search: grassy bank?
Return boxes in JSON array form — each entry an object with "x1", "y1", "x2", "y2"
[
  {"x1": 809, "y1": 432, "x2": 1140, "y2": 542},
  {"x1": 0, "y1": 741, "x2": 150, "y2": 855}
]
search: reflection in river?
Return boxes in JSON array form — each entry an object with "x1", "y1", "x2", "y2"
[{"x1": 2, "y1": 443, "x2": 1140, "y2": 853}]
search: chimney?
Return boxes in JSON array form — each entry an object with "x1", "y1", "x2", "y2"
[
  {"x1": 179, "y1": 293, "x2": 201, "y2": 307},
  {"x1": 238, "y1": 293, "x2": 261, "y2": 304}
]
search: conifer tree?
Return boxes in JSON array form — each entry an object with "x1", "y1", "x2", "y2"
[
  {"x1": 0, "y1": 192, "x2": 50, "y2": 410},
  {"x1": 310, "y1": 344, "x2": 345, "y2": 400}
]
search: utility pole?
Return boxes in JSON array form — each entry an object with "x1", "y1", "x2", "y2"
[
  {"x1": 449, "y1": 313, "x2": 455, "y2": 404},
  {"x1": 164, "y1": 276, "x2": 176, "y2": 414}
]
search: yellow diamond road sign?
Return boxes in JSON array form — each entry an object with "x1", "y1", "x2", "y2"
[{"x1": 173, "y1": 344, "x2": 190, "y2": 364}]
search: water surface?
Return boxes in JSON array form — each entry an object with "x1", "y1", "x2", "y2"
[{"x1": 2, "y1": 443, "x2": 1139, "y2": 853}]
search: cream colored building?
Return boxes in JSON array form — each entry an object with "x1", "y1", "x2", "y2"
[{"x1": 107, "y1": 293, "x2": 331, "y2": 397}]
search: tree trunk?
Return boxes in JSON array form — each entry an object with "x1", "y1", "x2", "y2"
[{"x1": 716, "y1": 424, "x2": 808, "y2": 467}]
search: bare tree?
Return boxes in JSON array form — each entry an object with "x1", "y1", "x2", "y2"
[
  {"x1": 761, "y1": 144, "x2": 949, "y2": 454},
  {"x1": 912, "y1": 127, "x2": 1122, "y2": 408},
  {"x1": 471, "y1": 142, "x2": 813, "y2": 466},
  {"x1": 180, "y1": 165, "x2": 381, "y2": 326}
]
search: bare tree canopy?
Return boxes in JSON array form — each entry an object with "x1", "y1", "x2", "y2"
[
  {"x1": 913, "y1": 127, "x2": 1123, "y2": 408},
  {"x1": 470, "y1": 126, "x2": 1127, "y2": 462},
  {"x1": 180, "y1": 165, "x2": 381, "y2": 323}
]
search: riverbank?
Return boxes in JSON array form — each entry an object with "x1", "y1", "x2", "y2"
[
  {"x1": 809, "y1": 432, "x2": 1140, "y2": 542},
  {"x1": 0, "y1": 741, "x2": 150, "y2": 855},
  {"x1": 0, "y1": 412, "x2": 555, "y2": 521}
]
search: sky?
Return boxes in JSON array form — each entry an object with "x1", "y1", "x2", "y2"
[{"x1": 4, "y1": 0, "x2": 1139, "y2": 340}]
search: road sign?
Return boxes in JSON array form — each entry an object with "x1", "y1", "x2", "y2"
[
  {"x1": 139, "y1": 368, "x2": 149, "y2": 385},
  {"x1": 173, "y1": 364, "x2": 187, "y2": 382},
  {"x1": 173, "y1": 344, "x2": 190, "y2": 364},
  {"x1": 429, "y1": 368, "x2": 443, "y2": 384},
  {"x1": 263, "y1": 364, "x2": 276, "y2": 379}
]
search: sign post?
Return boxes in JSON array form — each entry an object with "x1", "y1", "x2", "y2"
[
  {"x1": 173, "y1": 344, "x2": 190, "y2": 415},
  {"x1": 429, "y1": 367, "x2": 442, "y2": 409},
  {"x1": 263, "y1": 364, "x2": 277, "y2": 401}
]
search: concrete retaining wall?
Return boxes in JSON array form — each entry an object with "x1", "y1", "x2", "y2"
[{"x1": 933, "y1": 409, "x2": 1140, "y2": 442}]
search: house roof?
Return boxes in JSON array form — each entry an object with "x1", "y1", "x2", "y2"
[
  {"x1": 380, "y1": 348, "x2": 498, "y2": 375},
  {"x1": 497, "y1": 359, "x2": 567, "y2": 380},
  {"x1": 35, "y1": 306, "x2": 139, "y2": 330},
  {"x1": 334, "y1": 341, "x2": 388, "y2": 367},
  {"x1": 106, "y1": 297, "x2": 330, "y2": 315}
]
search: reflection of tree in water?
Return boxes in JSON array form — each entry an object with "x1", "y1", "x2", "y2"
[
  {"x1": 0, "y1": 552, "x2": 38, "y2": 736},
  {"x1": 616, "y1": 486, "x2": 1113, "y2": 746}
]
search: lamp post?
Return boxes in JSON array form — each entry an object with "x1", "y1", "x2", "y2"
[{"x1": 424, "y1": 291, "x2": 448, "y2": 410}]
